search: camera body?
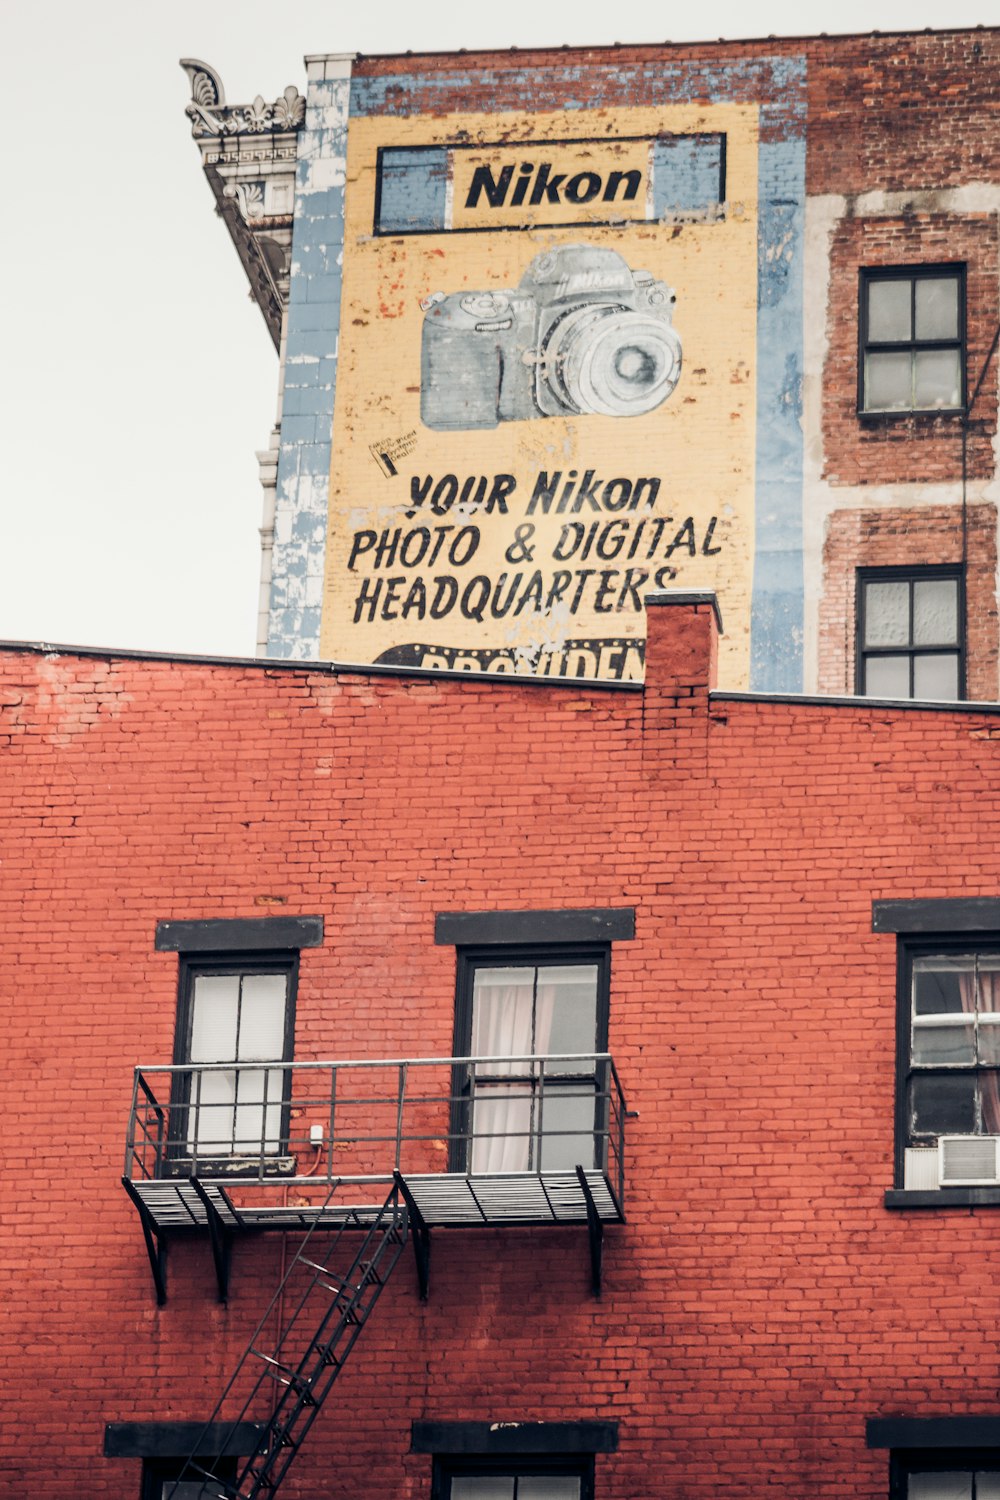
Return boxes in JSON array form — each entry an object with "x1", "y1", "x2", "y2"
[{"x1": 420, "y1": 244, "x2": 682, "y2": 431}]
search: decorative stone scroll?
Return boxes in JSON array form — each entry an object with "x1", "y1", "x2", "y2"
[{"x1": 180, "y1": 59, "x2": 305, "y2": 138}]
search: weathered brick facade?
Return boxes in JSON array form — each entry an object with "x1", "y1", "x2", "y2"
[
  {"x1": 821, "y1": 216, "x2": 999, "y2": 488},
  {"x1": 819, "y1": 503, "x2": 1000, "y2": 697},
  {"x1": 6, "y1": 595, "x2": 1000, "y2": 1496},
  {"x1": 186, "y1": 26, "x2": 1000, "y2": 704}
]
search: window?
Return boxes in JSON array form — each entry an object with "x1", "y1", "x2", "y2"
[
  {"x1": 872, "y1": 900, "x2": 1000, "y2": 1196},
  {"x1": 891, "y1": 1454, "x2": 1000, "y2": 1498},
  {"x1": 902, "y1": 946, "x2": 1000, "y2": 1154},
  {"x1": 860, "y1": 265, "x2": 965, "y2": 414},
  {"x1": 453, "y1": 949, "x2": 610, "y2": 1174},
  {"x1": 857, "y1": 567, "x2": 964, "y2": 700},
  {"x1": 172, "y1": 956, "x2": 297, "y2": 1165},
  {"x1": 904, "y1": 1472, "x2": 1000, "y2": 1499},
  {"x1": 141, "y1": 1457, "x2": 236, "y2": 1500},
  {"x1": 104, "y1": 1420, "x2": 260, "y2": 1497},
  {"x1": 413, "y1": 1418, "x2": 616, "y2": 1496},
  {"x1": 869, "y1": 1419, "x2": 1000, "y2": 1491},
  {"x1": 433, "y1": 1460, "x2": 592, "y2": 1500},
  {"x1": 156, "y1": 916, "x2": 321, "y2": 1170},
  {"x1": 435, "y1": 909, "x2": 631, "y2": 1177}
]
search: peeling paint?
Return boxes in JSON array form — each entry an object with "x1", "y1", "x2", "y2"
[{"x1": 269, "y1": 51, "x2": 808, "y2": 686}]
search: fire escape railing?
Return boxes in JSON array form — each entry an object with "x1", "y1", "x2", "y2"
[{"x1": 123, "y1": 1054, "x2": 627, "y2": 1301}]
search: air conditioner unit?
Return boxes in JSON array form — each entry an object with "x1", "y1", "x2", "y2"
[{"x1": 938, "y1": 1135, "x2": 1000, "y2": 1186}]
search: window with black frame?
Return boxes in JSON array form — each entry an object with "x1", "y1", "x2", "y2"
[
  {"x1": 171, "y1": 955, "x2": 297, "y2": 1167},
  {"x1": 859, "y1": 265, "x2": 965, "y2": 414},
  {"x1": 857, "y1": 568, "x2": 964, "y2": 701},
  {"x1": 892, "y1": 1455, "x2": 1000, "y2": 1498},
  {"x1": 141, "y1": 1457, "x2": 235, "y2": 1500},
  {"x1": 898, "y1": 944, "x2": 1000, "y2": 1189},
  {"x1": 433, "y1": 1458, "x2": 592, "y2": 1500},
  {"x1": 452, "y1": 949, "x2": 610, "y2": 1175}
]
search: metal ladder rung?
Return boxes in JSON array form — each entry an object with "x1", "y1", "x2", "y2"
[
  {"x1": 251, "y1": 1352, "x2": 319, "y2": 1403},
  {"x1": 297, "y1": 1256, "x2": 350, "y2": 1286},
  {"x1": 313, "y1": 1345, "x2": 343, "y2": 1369}
]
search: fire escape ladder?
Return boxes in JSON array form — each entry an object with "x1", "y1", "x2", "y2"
[{"x1": 169, "y1": 1184, "x2": 408, "y2": 1500}]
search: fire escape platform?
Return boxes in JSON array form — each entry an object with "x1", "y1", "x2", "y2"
[{"x1": 125, "y1": 1167, "x2": 623, "y2": 1236}]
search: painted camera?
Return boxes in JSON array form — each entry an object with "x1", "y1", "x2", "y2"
[{"x1": 419, "y1": 244, "x2": 682, "y2": 431}]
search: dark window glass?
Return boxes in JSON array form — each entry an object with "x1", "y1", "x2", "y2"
[
  {"x1": 906, "y1": 953, "x2": 1000, "y2": 1143},
  {"x1": 860, "y1": 266, "x2": 964, "y2": 414},
  {"x1": 891, "y1": 1452, "x2": 1000, "y2": 1498},
  {"x1": 434, "y1": 1457, "x2": 592, "y2": 1500},
  {"x1": 141, "y1": 1458, "x2": 236, "y2": 1500},
  {"x1": 857, "y1": 568, "x2": 964, "y2": 701},
  {"x1": 898, "y1": 946, "x2": 1000, "y2": 1187}
]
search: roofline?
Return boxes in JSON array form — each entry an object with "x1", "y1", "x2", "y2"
[
  {"x1": 0, "y1": 638, "x2": 641, "y2": 693},
  {"x1": 315, "y1": 24, "x2": 997, "y2": 66},
  {"x1": 711, "y1": 689, "x2": 1000, "y2": 717},
  {"x1": 6, "y1": 637, "x2": 1000, "y2": 714}
]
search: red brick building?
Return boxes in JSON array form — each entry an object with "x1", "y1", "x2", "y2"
[{"x1": 5, "y1": 593, "x2": 1000, "y2": 1499}]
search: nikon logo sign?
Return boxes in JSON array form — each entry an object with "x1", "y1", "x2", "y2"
[
  {"x1": 463, "y1": 160, "x2": 642, "y2": 211},
  {"x1": 375, "y1": 132, "x2": 725, "y2": 236}
]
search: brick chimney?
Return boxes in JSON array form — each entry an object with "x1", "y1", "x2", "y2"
[
  {"x1": 641, "y1": 592, "x2": 722, "y2": 767},
  {"x1": 644, "y1": 591, "x2": 721, "y2": 699}
]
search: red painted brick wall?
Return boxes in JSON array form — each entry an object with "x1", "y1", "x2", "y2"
[
  {"x1": 819, "y1": 503, "x2": 1000, "y2": 698},
  {"x1": 5, "y1": 597, "x2": 1000, "y2": 1498}
]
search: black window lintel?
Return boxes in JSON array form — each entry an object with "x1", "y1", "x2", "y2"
[
  {"x1": 868, "y1": 1416, "x2": 1000, "y2": 1449},
  {"x1": 104, "y1": 1422, "x2": 263, "y2": 1458},
  {"x1": 435, "y1": 909, "x2": 635, "y2": 947},
  {"x1": 412, "y1": 1421, "x2": 618, "y2": 1455},
  {"x1": 872, "y1": 898, "x2": 1000, "y2": 934},
  {"x1": 155, "y1": 916, "x2": 324, "y2": 952}
]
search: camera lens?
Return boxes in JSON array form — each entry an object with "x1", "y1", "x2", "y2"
[
  {"x1": 541, "y1": 305, "x2": 682, "y2": 417},
  {"x1": 614, "y1": 346, "x2": 658, "y2": 385}
]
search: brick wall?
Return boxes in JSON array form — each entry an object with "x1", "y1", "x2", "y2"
[
  {"x1": 804, "y1": 29, "x2": 1000, "y2": 195},
  {"x1": 819, "y1": 503, "x2": 1000, "y2": 698},
  {"x1": 821, "y1": 215, "x2": 999, "y2": 487},
  {"x1": 5, "y1": 597, "x2": 1000, "y2": 1496}
]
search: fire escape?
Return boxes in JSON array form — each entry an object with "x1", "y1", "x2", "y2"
[{"x1": 123, "y1": 1053, "x2": 628, "y2": 1499}]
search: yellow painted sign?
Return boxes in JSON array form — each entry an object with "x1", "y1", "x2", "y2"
[{"x1": 322, "y1": 104, "x2": 759, "y2": 684}]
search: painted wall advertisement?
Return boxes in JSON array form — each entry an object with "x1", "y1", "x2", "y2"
[{"x1": 321, "y1": 103, "x2": 761, "y2": 683}]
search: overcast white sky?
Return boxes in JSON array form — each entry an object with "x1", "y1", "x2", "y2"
[{"x1": 2, "y1": 0, "x2": 998, "y2": 658}]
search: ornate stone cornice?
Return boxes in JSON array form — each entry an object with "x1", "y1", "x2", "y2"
[
  {"x1": 180, "y1": 59, "x2": 305, "y2": 138},
  {"x1": 180, "y1": 59, "x2": 304, "y2": 349}
]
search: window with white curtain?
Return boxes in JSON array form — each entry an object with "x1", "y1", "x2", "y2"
[
  {"x1": 453, "y1": 949, "x2": 608, "y2": 1175},
  {"x1": 172, "y1": 958, "x2": 296, "y2": 1163}
]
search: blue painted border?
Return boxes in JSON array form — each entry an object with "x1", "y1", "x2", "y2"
[{"x1": 269, "y1": 68, "x2": 351, "y2": 659}]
